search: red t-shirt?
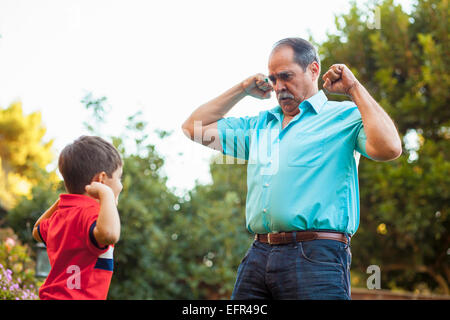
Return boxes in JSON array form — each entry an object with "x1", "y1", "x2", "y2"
[{"x1": 37, "y1": 194, "x2": 114, "y2": 300}]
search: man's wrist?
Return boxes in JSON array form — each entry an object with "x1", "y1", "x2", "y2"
[
  {"x1": 347, "y1": 80, "x2": 361, "y2": 99},
  {"x1": 241, "y1": 81, "x2": 250, "y2": 96}
]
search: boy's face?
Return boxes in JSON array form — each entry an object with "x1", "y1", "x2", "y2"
[{"x1": 102, "y1": 166, "x2": 123, "y2": 205}]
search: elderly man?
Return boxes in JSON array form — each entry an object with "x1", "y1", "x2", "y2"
[{"x1": 182, "y1": 37, "x2": 401, "y2": 300}]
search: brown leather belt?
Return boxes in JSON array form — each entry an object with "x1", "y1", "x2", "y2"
[{"x1": 255, "y1": 231, "x2": 349, "y2": 245}]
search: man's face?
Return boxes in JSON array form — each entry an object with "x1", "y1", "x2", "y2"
[{"x1": 268, "y1": 46, "x2": 318, "y2": 117}]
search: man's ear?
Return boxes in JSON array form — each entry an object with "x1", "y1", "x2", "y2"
[{"x1": 308, "y1": 61, "x2": 320, "y2": 82}]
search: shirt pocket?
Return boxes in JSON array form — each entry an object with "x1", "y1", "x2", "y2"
[{"x1": 287, "y1": 132, "x2": 325, "y2": 167}]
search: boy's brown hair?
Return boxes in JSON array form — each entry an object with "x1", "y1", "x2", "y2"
[{"x1": 58, "y1": 136, "x2": 122, "y2": 194}]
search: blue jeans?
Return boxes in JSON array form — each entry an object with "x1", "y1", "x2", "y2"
[{"x1": 231, "y1": 238, "x2": 352, "y2": 300}]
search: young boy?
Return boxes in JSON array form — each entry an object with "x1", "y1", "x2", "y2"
[{"x1": 32, "y1": 135, "x2": 123, "y2": 300}]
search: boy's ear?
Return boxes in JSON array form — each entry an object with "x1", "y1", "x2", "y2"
[{"x1": 91, "y1": 172, "x2": 108, "y2": 183}]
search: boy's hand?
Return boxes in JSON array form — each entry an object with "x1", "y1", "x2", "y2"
[
  {"x1": 85, "y1": 182, "x2": 114, "y2": 200},
  {"x1": 87, "y1": 181, "x2": 121, "y2": 246}
]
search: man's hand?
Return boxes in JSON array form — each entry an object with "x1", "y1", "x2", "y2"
[
  {"x1": 241, "y1": 73, "x2": 273, "y2": 99},
  {"x1": 85, "y1": 182, "x2": 114, "y2": 202},
  {"x1": 322, "y1": 64, "x2": 360, "y2": 97}
]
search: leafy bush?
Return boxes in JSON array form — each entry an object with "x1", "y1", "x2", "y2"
[
  {"x1": 0, "y1": 263, "x2": 38, "y2": 300},
  {"x1": 0, "y1": 228, "x2": 40, "y2": 300}
]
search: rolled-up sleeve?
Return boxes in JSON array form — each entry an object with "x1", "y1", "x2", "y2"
[
  {"x1": 217, "y1": 116, "x2": 257, "y2": 160},
  {"x1": 355, "y1": 123, "x2": 373, "y2": 159}
]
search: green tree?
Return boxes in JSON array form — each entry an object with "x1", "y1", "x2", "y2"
[
  {"x1": 173, "y1": 157, "x2": 252, "y2": 299},
  {"x1": 109, "y1": 136, "x2": 183, "y2": 299},
  {"x1": 319, "y1": 0, "x2": 449, "y2": 294}
]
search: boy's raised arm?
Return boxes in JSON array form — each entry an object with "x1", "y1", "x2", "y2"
[
  {"x1": 32, "y1": 199, "x2": 60, "y2": 242},
  {"x1": 85, "y1": 182, "x2": 120, "y2": 247}
]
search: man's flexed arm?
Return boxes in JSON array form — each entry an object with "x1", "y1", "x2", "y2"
[
  {"x1": 322, "y1": 64, "x2": 402, "y2": 161},
  {"x1": 181, "y1": 74, "x2": 272, "y2": 150}
]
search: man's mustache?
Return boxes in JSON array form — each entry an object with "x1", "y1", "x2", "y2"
[{"x1": 277, "y1": 91, "x2": 295, "y2": 100}]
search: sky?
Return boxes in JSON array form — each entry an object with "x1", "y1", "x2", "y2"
[{"x1": 0, "y1": 0, "x2": 413, "y2": 196}]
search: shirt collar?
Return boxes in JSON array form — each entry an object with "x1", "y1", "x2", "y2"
[
  {"x1": 268, "y1": 90, "x2": 328, "y2": 121},
  {"x1": 304, "y1": 89, "x2": 328, "y2": 114},
  {"x1": 58, "y1": 194, "x2": 99, "y2": 209},
  {"x1": 267, "y1": 105, "x2": 283, "y2": 121}
]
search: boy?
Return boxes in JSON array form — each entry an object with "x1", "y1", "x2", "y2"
[{"x1": 32, "y1": 136, "x2": 123, "y2": 300}]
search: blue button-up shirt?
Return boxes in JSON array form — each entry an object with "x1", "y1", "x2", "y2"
[{"x1": 217, "y1": 90, "x2": 371, "y2": 236}]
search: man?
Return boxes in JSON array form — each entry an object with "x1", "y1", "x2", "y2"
[{"x1": 181, "y1": 38, "x2": 402, "y2": 299}]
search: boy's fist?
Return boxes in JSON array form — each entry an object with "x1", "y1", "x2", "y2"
[{"x1": 85, "y1": 182, "x2": 114, "y2": 200}]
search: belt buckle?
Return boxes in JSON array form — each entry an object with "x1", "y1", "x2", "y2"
[{"x1": 267, "y1": 233, "x2": 274, "y2": 245}]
